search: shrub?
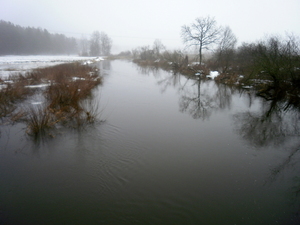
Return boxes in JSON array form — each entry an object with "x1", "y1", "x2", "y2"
[{"x1": 25, "y1": 105, "x2": 55, "y2": 137}]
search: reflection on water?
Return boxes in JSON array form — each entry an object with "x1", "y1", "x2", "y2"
[
  {"x1": 179, "y1": 80, "x2": 234, "y2": 119},
  {"x1": 1, "y1": 60, "x2": 300, "y2": 224},
  {"x1": 233, "y1": 101, "x2": 300, "y2": 147},
  {"x1": 232, "y1": 94, "x2": 300, "y2": 219},
  {"x1": 144, "y1": 65, "x2": 236, "y2": 120},
  {"x1": 130, "y1": 62, "x2": 300, "y2": 223}
]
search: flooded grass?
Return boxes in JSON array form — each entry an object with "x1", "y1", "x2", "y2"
[
  {"x1": 25, "y1": 105, "x2": 55, "y2": 136},
  {"x1": 0, "y1": 62, "x2": 103, "y2": 137},
  {"x1": 0, "y1": 75, "x2": 32, "y2": 118}
]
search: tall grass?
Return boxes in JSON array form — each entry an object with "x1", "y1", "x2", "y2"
[
  {"x1": 0, "y1": 62, "x2": 103, "y2": 137},
  {"x1": 25, "y1": 105, "x2": 55, "y2": 137},
  {"x1": 79, "y1": 98, "x2": 102, "y2": 124},
  {"x1": 0, "y1": 74, "x2": 32, "y2": 118},
  {"x1": 43, "y1": 63, "x2": 102, "y2": 128}
]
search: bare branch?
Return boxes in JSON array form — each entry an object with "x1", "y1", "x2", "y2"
[{"x1": 181, "y1": 16, "x2": 221, "y2": 64}]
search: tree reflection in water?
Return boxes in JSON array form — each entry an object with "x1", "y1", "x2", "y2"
[
  {"x1": 179, "y1": 79, "x2": 216, "y2": 119},
  {"x1": 133, "y1": 63, "x2": 161, "y2": 77},
  {"x1": 135, "y1": 63, "x2": 238, "y2": 120},
  {"x1": 233, "y1": 95, "x2": 300, "y2": 216},
  {"x1": 233, "y1": 96, "x2": 300, "y2": 147},
  {"x1": 135, "y1": 63, "x2": 300, "y2": 218},
  {"x1": 180, "y1": 79, "x2": 236, "y2": 119}
]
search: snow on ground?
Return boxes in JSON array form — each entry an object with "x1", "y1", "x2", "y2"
[
  {"x1": 206, "y1": 71, "x2": 220, "y2": 79},
  {"x1": 0, "y1": 55, "x2": 104, "y2": 79},
  {"x1": 25, "y1": 84, "x2": 51, "y2": 88}
]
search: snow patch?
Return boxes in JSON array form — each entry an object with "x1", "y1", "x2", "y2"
[
  {"x1": 31, "y1": 101, "x2": 43, "y2": 105},
  {"x1": 72, "y1": 77, "x2": 86, "y2": 81},
  {"x1": 242, "y1": 86, "x2": 253, "y2": 89},
  {"x1": 25, "y1": 84, "x2": 51, "y2": 88},
  {"x1": 206, "y1": 71, "x2": 220, "y2": 79}
]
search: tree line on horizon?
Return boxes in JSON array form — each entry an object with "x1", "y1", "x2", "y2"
[
  {"x1": 0, "y1": 20, "x2": 113, "y2": 56},
  {"x1": 0, "y1": 20, "x2": 78, "y2": 55}
]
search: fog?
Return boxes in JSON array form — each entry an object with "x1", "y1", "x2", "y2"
[{"x1": 1, "y1": 0, "x2": 300, "y2": 53}]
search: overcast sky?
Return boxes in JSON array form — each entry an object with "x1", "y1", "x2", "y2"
[{"x1": 1, "y1": 0, "x2": 300, "y2": 53}]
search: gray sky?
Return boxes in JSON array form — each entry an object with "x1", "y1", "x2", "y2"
[{"x1": 1, "y1": 0, "x2": 300, "y2": 53}]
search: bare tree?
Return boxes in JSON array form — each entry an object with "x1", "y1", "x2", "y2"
[
  {"x1": 218, "y1": 26, "x2": 237, "y2": 51},
  {"x1": 89, "y1": 31, "x2": 101, "y2": 56},
  {"x1": 153, "y1": 39, "x2": 165, "y2": 58},
  {"x1": 79, "y1": 35, "x2": 89, "y2": 56},
  {"x1": 214, "y1": 26, "x2": 237, "y2": 72},
  {"x1": 139, "y1": 46, "x2": 154, "y2": 60},
  {"x1": 181, "y1": 16, "x2": 221, "y2": 65},
  {"x1": 252, "y1": 34, "x2": 300, "y2": 85},
  {"x1": 100, "y1": 31, "x2": 112, "y2": 56}
]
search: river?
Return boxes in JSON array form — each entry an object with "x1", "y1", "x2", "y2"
[{"x1": 1, "y1": 59, "x2": 300, "y2": 224}]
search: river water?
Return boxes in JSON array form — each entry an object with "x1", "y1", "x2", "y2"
[{"x1": 1, "y1": 60, "x2": 300, "y2": 224}]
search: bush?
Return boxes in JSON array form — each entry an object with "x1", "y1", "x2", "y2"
[{"x1": 25, "y1": 105, "x2": 55, "y2": 137}]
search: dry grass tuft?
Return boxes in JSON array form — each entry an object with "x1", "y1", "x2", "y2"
[{"x1": 25, "y1": 105, "x2": 55, "y2": 137}]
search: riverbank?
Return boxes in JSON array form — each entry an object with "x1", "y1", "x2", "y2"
[{"x1": 130, "y1": 57, "x2": 300, "y2": 111}]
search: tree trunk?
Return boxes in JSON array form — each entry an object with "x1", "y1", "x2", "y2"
[{"x1": 199, "y1": 45, "x2": 202, "y2": 65}]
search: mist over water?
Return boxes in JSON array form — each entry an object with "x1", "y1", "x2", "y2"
[{"x1": 1, "y1": 60, "x2": 300, "y2": 224}]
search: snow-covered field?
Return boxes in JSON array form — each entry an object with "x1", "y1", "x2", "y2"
[{"x1": 0, "y1": 55, "x2": 103, "y2": 78}]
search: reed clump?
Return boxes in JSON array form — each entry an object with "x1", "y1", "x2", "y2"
[
  {"x1": 25, "y1": 105, "x2": 55, "y2": 136},
  {"x1": 0, "y1": 74, "x2": 33, "y2": 118},
  {"x1": 0, "y1": 62, "x2": 103, "y2": 137},
  {"x1": 44, "y1": 63, "x2": 102, "y2": 128}
]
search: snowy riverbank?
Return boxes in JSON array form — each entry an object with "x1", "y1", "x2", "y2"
[{"x1": 0, "y1": 55, "x2": 104, "y2": 78}]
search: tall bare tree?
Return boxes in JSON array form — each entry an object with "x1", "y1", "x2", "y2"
[
  {"x1": 89, "y1": 31, "x2": 101, "y2": 56},
  {"x1": 181, "y1": 16, "x2": 221, "y2": 65},
  {"x1": 100, "y1": 31, "x2": 112, "y2": 56},
  {"x1": 215, "y1": 26, "x2": 237, "y2": 72},
  {"x1": 153, "y1": 39, "x2": 165, "y2": 58},
  {"x1": 79, "y1": 35, "x2": 89, "y2": 56}
]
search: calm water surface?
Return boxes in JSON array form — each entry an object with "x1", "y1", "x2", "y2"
[{"x1": 1, "y1": 60, "x2": 300, "y2": 224}]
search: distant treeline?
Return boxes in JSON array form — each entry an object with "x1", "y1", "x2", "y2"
[{"x1": 0, "y1": 20, "x2": 77, "y2": 55}]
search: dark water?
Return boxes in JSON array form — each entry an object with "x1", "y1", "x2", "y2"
[{"x1": 1, "y1": 60, "x2": 300, "y2": 224}]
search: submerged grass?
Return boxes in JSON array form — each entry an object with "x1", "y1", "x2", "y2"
[
  {"x1": 0, "y1": 75, "x2": 33, "y2": 118},
  {"x1": 25, "y1": 105, "x2": 55, "y2": 136},
  {"x1": 0, "y1": 62, "x2": 103, "y2": 137}
]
